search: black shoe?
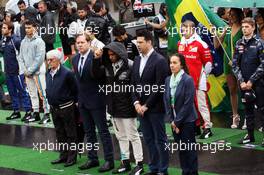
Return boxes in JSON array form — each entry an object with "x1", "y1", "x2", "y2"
[
  {"x1": 112, "y1": 160, "x2": 131, "y2": 174},
  {"x1": 199, "y1": 128, "x2": 213, "y2": 139},
  {"x1": 25, "y1": 112, "x2": 40, "y2": 123},
  {"x1": 238, "y1": 134, "x2": 255, "y2": 144},
  {"x1": 21, "y1": 111, "x2": 32, "y2": 122},
  {"x1": 38, "y1": 113, "x2": 51, "y2": 124},
  {"x1": 6, "y1": 111, "x2": 21, "y2": 120},
  {"x1": 64, "y1": 159, "x2": 76, "y2": 167},
  {"x1": 98, "y1": 161, "x2": 114, "y2": 172},
  {"x1": 195, "y1": 126, "x2": 201, "y2": 136},
  {"x1": 78, "y1": 160, "x2": 99, "y2": 170},
  {"x1": 51, "y1": 158, "x2": 67, "y2": 164},
  {"x1": 129, "y1": 164, "x2": 144, "y2": 175}
]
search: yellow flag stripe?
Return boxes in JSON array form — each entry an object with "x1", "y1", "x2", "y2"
[
  {"x1": 207, "y1": 75, "x2": 226, "y2": 108},
  {"x1": 174, "y1": 0, "x2": 211, "y2": 35}
]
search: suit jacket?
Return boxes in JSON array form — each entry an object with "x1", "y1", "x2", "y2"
[
  {"x1": 72, "y1": 51, "x2": 105, "y2": 109},
  {"x1": 163, "y1": 73, "x2": 197, "y2": 128},
  {"x1": 131, "y1": 50, "x2": 169, "y2": 113}
]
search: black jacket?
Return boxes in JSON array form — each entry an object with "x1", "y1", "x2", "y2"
[
  {"x1": 85, "y1": 13, "x2": 111, "y2": 45},
  {"x1": 114, "y1": 34, "x2": 139, "y2": 61},
  {"x1": 233, "y1": 35, "x2": 264, "y2": 84},
  {"x1": 39, "y1": 11, "x2": 56, "y2": 44},
  {"x1": 92, "y1": 42, "x2": 136, "y2": 118},
  {"x1": 103, "y1": 14, "x2": 116, "y2": 27},
  {"x1": 46, "y1": 65, "x2": 78, "y2": 106},
  {"x1": 131, "y1": 50, "x2": 169, "y2": 113}
]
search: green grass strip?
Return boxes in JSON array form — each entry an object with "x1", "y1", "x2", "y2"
[
  {"x1": 1, "y1": 109, "x2": 263, "y2": 151},
  {"x1": 0, "y1": 145, "x2": 218, "y2": 175}
]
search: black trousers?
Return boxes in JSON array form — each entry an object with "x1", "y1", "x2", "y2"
[
  {"x1": 79, "y1": 106, "x2": 114, "y2": 162},
  {"x1": 241, "y1": 80, "x2": 264, "y2": 139},
  {"x1": 139, "y1": 112, "x2": 169, "y2": 174},
  {"x1": 173, "y1": 122, "x2": 198, "y2": 175},
  {"x1": 51, "y1": 104, "x2": 77, "y2": 162}
]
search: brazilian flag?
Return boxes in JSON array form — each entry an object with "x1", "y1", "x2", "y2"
[{"x1": 165, "y1": 0, "x2": 236, "y2": 112}]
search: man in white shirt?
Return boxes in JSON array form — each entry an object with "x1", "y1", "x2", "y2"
[
  {"x1": 131, "y1": 29, "x2": 169, "y2": 175},
  {"x1": 68, "y1": 6, "x2": 88, "y2": 55}
]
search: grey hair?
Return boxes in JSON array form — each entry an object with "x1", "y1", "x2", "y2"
[{"x1": 46, "y1": 49, "x2": 64, "y2": 63}]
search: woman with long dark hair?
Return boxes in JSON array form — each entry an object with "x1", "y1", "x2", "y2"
[
  {"x1": 214, "y1": 8, "x2": 244, "y2": 129},
  {"x1": 164, "y1": 54, "x2": 198, "y2": 175}
]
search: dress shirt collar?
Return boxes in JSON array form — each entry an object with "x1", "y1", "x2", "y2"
[
  {"x1": 140, "y1": 48, "x2": 154, "y2": 59},
  {"x1": 50, "y1": 64, "x2": 60, "y2": 77},
  {"x1": 80, "y1": 49, "x2": 90, "y2": 59}
]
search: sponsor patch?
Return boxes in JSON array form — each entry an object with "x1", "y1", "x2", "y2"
[
  {"x1": 178, "y1": 45, "x2": 185, "y2": 52},
  {"x1": 189, "y1": 47, "x2": 198, "y2": 52}
]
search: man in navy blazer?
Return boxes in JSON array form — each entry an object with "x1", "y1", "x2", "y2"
[
  {"x1": 72, "y1": 34, "x2": 114, "y2": 172},
  {"x1": 131, "y1": 29, "x2": 169, "y2": 175}
]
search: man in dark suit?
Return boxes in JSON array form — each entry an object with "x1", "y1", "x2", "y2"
[
  {"x1": 72, "y1": 34, "x2": 114, "y2": 172},
  {"x1": 131, "y1": 29, "x2": 169, "y2": 175}
]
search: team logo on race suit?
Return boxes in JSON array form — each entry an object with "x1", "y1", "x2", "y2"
[
  {"x1": 238, "y1": 45, "x2": 244, "y2": 54},
  {"x1": 178, "y1": 45, "x2": 185, "y2": 52},
  {"x1": 189, "y1": 46, "x2": 198, "y2": 52}
]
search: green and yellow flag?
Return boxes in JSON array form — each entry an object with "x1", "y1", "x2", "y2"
[
  {"x1": 166, "y1": 0, "x2": 225, "y2": 52},
  {"x1": 165, "y1": 0, "x2": 231, "y2": 112}
]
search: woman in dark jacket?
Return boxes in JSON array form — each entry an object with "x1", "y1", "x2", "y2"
[{"x1": 164, "y1": 53, "x2": 198, "y2": 175}]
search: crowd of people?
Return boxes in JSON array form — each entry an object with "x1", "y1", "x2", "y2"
[{"x1": 0, "y1": 0, "x2": 264, "y2": 175}]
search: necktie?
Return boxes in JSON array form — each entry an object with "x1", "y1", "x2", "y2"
[{"x1": 79, "y1": 56, "x2": 84, "y2": 76}]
